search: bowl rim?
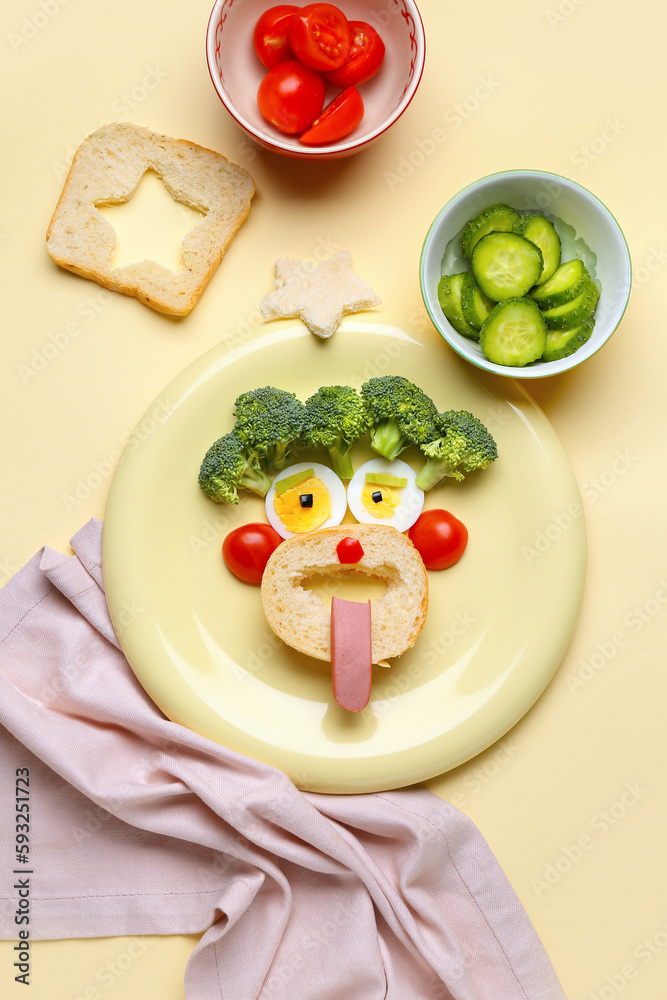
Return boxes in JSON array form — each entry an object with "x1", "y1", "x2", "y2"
[
  {"x1": 419, "y1": 168, "x2": 633, "y2": 379},
  {"x1": 205, "y1": 0, "x2": 426, "y2": 158}
]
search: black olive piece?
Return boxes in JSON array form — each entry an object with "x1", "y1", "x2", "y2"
[
  {"x1": 299, "y1": 493, "x2": 314, "y2": 508},
  {"x1": 371, "y1": 490, "x2": 383, "y2": 504}
]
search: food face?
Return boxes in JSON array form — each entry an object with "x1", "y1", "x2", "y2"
[{"x1": 265, "y1": 462, "x2": 347, "y2": 538}]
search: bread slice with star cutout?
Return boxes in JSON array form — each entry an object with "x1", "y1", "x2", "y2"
[{"x1": 46, "y1": 122, "x2": 255, "y2": 316}]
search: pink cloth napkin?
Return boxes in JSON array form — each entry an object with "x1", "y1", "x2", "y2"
[{"x1": 0, "y1": 519, "x2": 566, "y2": 1000}]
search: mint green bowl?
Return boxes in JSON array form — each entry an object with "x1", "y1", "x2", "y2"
[{"x1": 419, "y1": 170, "x2": 632, "y2": 378}]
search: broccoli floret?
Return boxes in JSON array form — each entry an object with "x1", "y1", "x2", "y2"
[
  {"x1": 361, "y1": 375, "x2": 439, "y2": 461},
  {"x1": 301, "y1": 385, "x2": 373, "y2": 479},
  {"x1": 198, "y1": 432, "x2": 271, "y2": 504},
  {"x1": 415, "y1": 410, "x2": 498, "y2": 491},
  {"x1": 233, "y1": 386, "x2": 306, "y2": 472}
]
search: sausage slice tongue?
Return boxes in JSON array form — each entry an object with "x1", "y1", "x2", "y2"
[{"x1": 331, "y1": 596, "x2": 372, "y2": 712}]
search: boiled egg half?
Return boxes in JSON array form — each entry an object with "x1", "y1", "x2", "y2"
[
  {"x1": 347, "y1": 458, "x2": 424, "y2": 532},
  {"x1": 266, "y1": 462, "x2": 348, "y2": 539}
]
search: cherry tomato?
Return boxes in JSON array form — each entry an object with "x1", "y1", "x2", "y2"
[
  {"x1": 408, "y1": 510, "x2": 469, "y2": 571},
  {"x1": 323, "y1": 21, "x2": 385, "y2": 88},
  {"x1": 289, "y1": 3, "x2": 351, "y2": 72},
  {"x1": 336, "y1": 536, "x2": 364, "y2": 564},
  {"x1": 222, "y1": 522, "x2": 282, "y2": 585},
  {"x1": 253, "y1": 5, "x2": 299, "y2": 69},
  {"x1": 299, "y1": 86, "x2": 364, "y2": 145},
  {"x1": 257, "y1": 60, "x2": 325, "y2": 134}
]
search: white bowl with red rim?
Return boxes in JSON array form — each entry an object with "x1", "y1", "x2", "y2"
[{"x1": 206, "y1": 0, "x2": 426, "y2": 160}]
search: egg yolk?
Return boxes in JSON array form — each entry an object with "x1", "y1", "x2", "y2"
[
  {"x1": 273, "y1": 476, "x2": 332, "y2": 533},
  {"x1": 360, "y1": 482, "x2": 402, "y2": 519}
]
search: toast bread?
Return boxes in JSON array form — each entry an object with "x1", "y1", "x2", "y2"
[{"x1": 46, "y1": 122, "x2": 255, "y2": 316}]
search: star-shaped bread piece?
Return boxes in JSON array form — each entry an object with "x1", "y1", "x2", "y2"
[{"x1": 260, "y1": 251, "x2": 381, "y2": 339}]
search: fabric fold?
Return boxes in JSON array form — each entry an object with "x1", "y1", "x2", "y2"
[{"x1": 0, "y1": 519, "x2": 566, "y2": 1000}]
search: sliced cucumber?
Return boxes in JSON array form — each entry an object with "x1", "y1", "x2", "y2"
[
  {"x1": 437, "y1": 273, "x2": 479, "y2": 339},
  {"x1": 460, "y1": 273, "x2": 495, "y2": 330},
  {"x1": 479, "y1": 297, "x2": 547, "y2": 367},
  {"x1": 513, "y1": 215, "x2": 561, "y2": 284},
  {"x1": 543, "y1": 317, "x2": 595, "y2": 362},
  {"x1": 471, "y1": 233, "x2": 543, "y2": 301},
  {"x1": 461, "y1": 203, "x2": 520, "y2": 259},
  {"x1": 540, "y1": 280, "x2": 599, "y2": 330},
  {"x1": 529, "y1": 258, "x2": 590, "y2": 309}
]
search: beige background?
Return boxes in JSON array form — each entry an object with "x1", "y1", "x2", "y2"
[{"x1": 1, "y1": 0, "x2": 666, "y2": 997}]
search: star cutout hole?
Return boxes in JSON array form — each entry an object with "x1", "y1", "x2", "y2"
[{"x1": 96, "y1": 169, "x2": 206, "y2": 273}]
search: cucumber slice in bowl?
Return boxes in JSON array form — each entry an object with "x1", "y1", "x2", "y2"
[
  {"x1": 471, "y1": 233, "x2": 543, "y2": 301},
  {"x1": 529, "y1": 258, "x2": 590, "y2": 309},
  {"x1": 513, "y1": 215, "x2": 561, "y2": 284},
  {"x1": 460, "y1": 273, "x2": 495, "y2": 330},
  {"x1": 479, "y1": 297, "x2": 547, "y2": 367},
  {"x1": 540, "y1": 280, "x2": 599, "y2": 330},
  {"x1": 543, "y1": 316, "x2": 595, "y2": 362},
  {"x1": 437, "y1": 273, "x2": 479, "y2": 339},
  {"x1": 461, "y1": 203, "x2": 520, "y2": 259}
]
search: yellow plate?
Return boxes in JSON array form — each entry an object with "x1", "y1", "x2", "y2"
[{"x1": 102, "y1": 321, "x2": 586, "y2": 793}]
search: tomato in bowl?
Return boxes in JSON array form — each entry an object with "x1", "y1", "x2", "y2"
[
  {"x1": 206, "y1": 0, "x2": 426, "y2": 160},
  {"x1": 253, "y1": 5, "x2": 299, "y2": 68},
  {"x1": 289, "y1": 4, "x2": 352, "y2": 71}
]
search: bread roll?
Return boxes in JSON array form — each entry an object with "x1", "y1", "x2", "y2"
[{"x1": 260, "y1": 524, "x2": 428, "y2": 663}]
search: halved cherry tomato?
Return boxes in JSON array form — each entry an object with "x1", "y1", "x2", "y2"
[
  {"x1": 289, "y1": 3, "x2": 351, "y2": 72},
  {"x1": 257, "y1": 60, "x2": 325, "y2": 134},
  {"x1": 222, "y1": 522, "x2": 282, "y2": 585},
  {"x1": 299, "y1": 86, "x2": 364, "y2": 145},
  {"x1": 253, "y1": 5, "x2": 299, "y2": 69},
  {"x1": 323, "y1": 21, "x2": 385, "y2": 88},
  {"x1": 408, "y1": 509, "x2": 469, "y2": 570}
]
